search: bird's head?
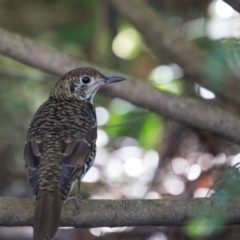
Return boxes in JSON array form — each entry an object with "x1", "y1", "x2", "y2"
[{"x1": 51, "y1": 67, "x2": 125, "y2": 102}]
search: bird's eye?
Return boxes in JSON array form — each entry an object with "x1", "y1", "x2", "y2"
[{"x1": 81, "y1": 76, "x2": 91, "y2": 84}]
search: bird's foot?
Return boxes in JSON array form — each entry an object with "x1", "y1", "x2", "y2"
[{"x1": 67, "y1": 194, "x2": 82, "y2": 211}]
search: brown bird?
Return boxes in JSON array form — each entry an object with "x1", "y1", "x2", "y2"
[{"x1": 24, "y1": 67, "x2": 125, "y2": 240}]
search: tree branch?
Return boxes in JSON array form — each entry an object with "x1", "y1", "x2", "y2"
[
  {"x1": 110, "y1": 0, "x2": 240, "y2": 105},
  {"x1": 1, "y1": 28, "x2": 240, "y2": 142},
  {"x1": 1, "y1": 197, "x2": 240, "y2": 227}
]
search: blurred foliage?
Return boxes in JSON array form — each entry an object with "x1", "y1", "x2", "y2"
[
  {"x1": 1, "y1": 0, "x2": 240, "y2": 239},
  {"x1": 185, "y1": 217, "x2": 224, "y2": 237},
  {"x1": 56, "y1": 23, "x2": 95, "y2": 46},
  {"x1": 138, "y1": 113, "x2": 163, "y2": 148},
  {"x1": 213, "y1": 166, "x2": 240, "y2": 204}
]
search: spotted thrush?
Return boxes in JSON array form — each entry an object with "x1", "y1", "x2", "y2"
[{"x1": 24, "y1": 67, "x2": 125, "y2": 240}]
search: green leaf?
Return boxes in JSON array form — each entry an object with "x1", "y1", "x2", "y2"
[
  {"x1": 185, "y1": 217, "x2": 224, "y2": 237},
  {"x1": 138, "y1": 113, "x2": 162, "y2": 148}
]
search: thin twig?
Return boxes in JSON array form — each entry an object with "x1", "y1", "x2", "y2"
[{"x1": 101, "y1": 112, "x2": 149, "y2": 129}]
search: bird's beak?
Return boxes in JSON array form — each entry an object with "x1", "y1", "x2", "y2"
[{"x1": 105, "y1": 76, "x2": 126, "y2": 84}]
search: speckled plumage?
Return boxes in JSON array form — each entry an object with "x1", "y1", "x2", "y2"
[{"x1": 24, "y1": 67, "x2": 125, "y2": 240}]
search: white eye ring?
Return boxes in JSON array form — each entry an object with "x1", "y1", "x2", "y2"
[{"x1": 81, "y1": 76, "x2": 91, "y2": 84}]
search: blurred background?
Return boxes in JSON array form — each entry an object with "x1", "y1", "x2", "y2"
[{"x1": 1, "y1": 0, "x2": 240, "y2": 239}]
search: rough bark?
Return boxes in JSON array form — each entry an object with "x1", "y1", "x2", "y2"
[{"x1": 0, "y1": 197, "x2": 240, "y2": 227}]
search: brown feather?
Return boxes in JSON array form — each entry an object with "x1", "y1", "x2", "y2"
[
  {"x1": 59, "y1": 140, "x2": 92, "y2": 188},
  {"x1": 34, "y1": 190, "x2": 64, "y2": 240},
  {"x1": 24, "y1": 140, "x2": 41, "y2": 168}
]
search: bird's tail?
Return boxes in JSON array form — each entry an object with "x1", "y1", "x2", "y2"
[{"x1": 34, "y1": 190, "x2": 64, "y2": 240}]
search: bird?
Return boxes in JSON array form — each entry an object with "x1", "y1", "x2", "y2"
[{"x1": 24, "y1": 67, "x2": 125, "y2": 240}]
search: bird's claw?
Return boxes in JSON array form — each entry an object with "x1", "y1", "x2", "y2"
[{"x1": 67, "y1": 194, "x2": 82, "y2": 212}]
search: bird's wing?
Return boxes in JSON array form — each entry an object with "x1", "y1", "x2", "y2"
[
  {"x1": 59, "y1": 123, "x2": 97, "y2": 188},
  {"x1": 24, "y1": 101, "x2": 48, "y2": 169},
  {"x1": 24, "y1": 101, "x2": 97, "y2": 189},
  {"x1": 24, "y1": 101, "x2": 50, "y2": 188},
  {"x1": 24, "y1": 129, "x2": 44, "y2": 168},
  {"x1": 24, "y1": 134, "x2": 43, "y2": 189}
]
